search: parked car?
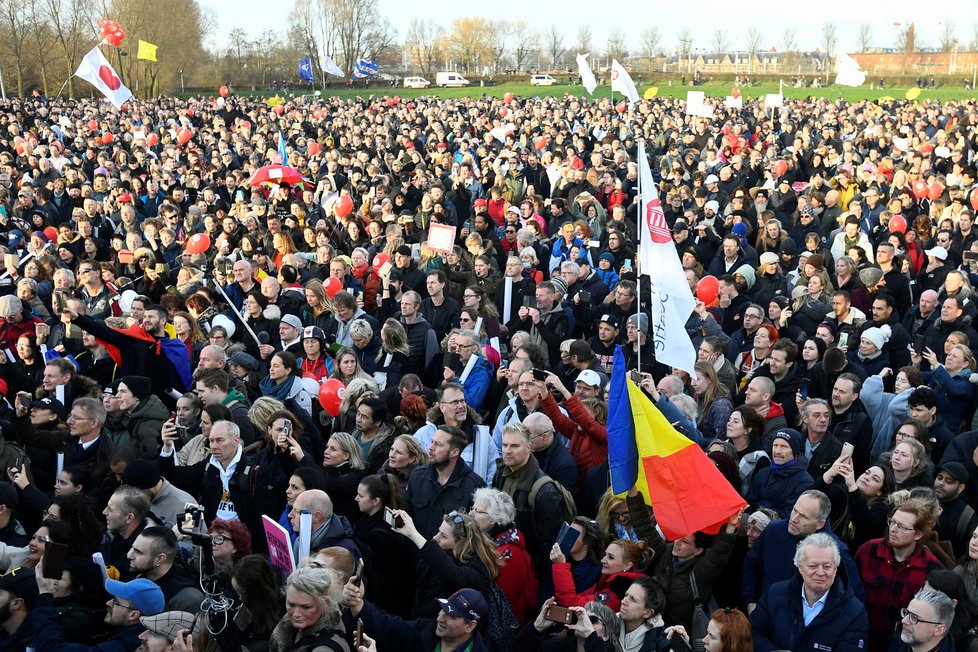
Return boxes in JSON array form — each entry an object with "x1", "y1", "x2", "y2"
[
  {"x1": 403, "y1": 76, "x2": 431, "y2": 89},
  {"x1": 530, "y1": 74, "x2": 557, "y2": 86}
]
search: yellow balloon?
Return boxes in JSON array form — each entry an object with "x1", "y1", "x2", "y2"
[
  {"x1": 905, "y1": 88, "x2": 921, "y2": 101},
  {"x1": 266, "y1": 96, "x2": 285, "y2": 107},
  {"x1": 643, "y1": 87, "x2": 658, "y2": 99}
]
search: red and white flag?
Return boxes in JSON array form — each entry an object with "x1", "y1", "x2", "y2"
[
  {"x1": 74, "y1": 46, "x2": 132, "y2": 109},
  {"x1": 637, "y1": 140, "x2": 697, "y2": 375}
]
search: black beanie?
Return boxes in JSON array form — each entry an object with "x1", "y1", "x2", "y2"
[{"x1": 120, "y1": 375, "x2": 152, "y2": 401}]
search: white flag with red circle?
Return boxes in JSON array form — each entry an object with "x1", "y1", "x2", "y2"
[{"x1": 74, "y1": 46, "x2": 132, "y2": 110}]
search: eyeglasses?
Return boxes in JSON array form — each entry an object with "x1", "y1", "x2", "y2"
[
  {"x1": 439, "y1": 398, "x2": 466, "y2": 407},
  {"x1": 505, "y1": 229, "x2": 516, "y2": 234},
  {"x1": 901, "y1": 608, "x2": 942, "y2": 626},
  {"x1": 612, "y1": 510, "x2": 630, "y2": 522},
  {"x1": 108, "y1": 599, "x2": 137, "y2": 611},
  {"x1": 888, "y1": 518, "x2": 916, "y2": 533},
  {"x1": 211, "y1": 534, "x2": 230, "y2": 545}
]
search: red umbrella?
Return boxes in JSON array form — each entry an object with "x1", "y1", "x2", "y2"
[{"x1": 247, "y1": 164, "x2": 306, "y2": 187}]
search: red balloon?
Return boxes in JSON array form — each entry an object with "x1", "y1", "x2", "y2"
[
  {"x1": 43, "y1": 227, "x2": 58, "y2": 242},
  {"x1": 732, "y1": 87, "x2": 741, "y2": 99},
  {"x1": 177, "y1": 128, "x2": 192, "y2": 145},
  {"x1": 503, "y1": 92, "x2": 514, "y2": 104},
  {"x1": 307, "y1": 142, "x2": 321, "y2": 157},
  {"x1": 696, "y1": 275, "x2": 720, "y2": 304},
  {"x1": 774, "y1": 160, "x2": 788, "y2": 176},
  {"x1": 971, "y1": 189, "x2": 978, "y2": 211},
  {"x1": 372, "y1": 252, "x2": 391, "y2": 269},
  {"x1": 407, "y1": 102, "x2": 415, "y2": 110},
  {"x1": 101, "y1": 132, "x2": 112, "y2": 144},
  {"x1": 888, "y1": 214, "x2": 908, "y2": 234},
  {"x1": 219, "y1": 85, "x2": 229, "y2": 97},
  {"x1": 928, "y1": 182, "x2": 943, "y2": 201},
  {"x1": 335, "y1": 195, "x2": 354, "y2": 218},
  {"x1": 533, "y1": 136, "x2": 548, "y2": 151},
  {"x1": 499, "y1": 107, "x2": 508, "y2": 118},
  {"x1": 273, "y1": 105, "x2": 285, "y2": 116},
  {"x1": 184, "y1": 233, "x2": 211, "y2": 254},
  {"x1": 323, "y1": 276, "x2": 343, "y2": 299},
  {"x1": 98, "y1": 17, "x2": 109, "y2": 28},
  {"x1": 913, "y1": 179, "x2": 928, "y2": 200},
  {"x1": 393, "y1": 96, "x2": 401, "y2": 105},
  {"x1": 87, "y1": 119, "x2": 98, "y2": 131},
  {"x1": 616, "y1": 101, "x2": 627, "y2": 114},
  {"x1": 146, "y1": 133, "x2": 159, "y2": 146},
  {"x1": 318, "y1": 378, "x2": 346, "y2": 416}
]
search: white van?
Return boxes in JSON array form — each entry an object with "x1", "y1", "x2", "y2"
[
  {"x1": 530, "y1": 74, "x2": 557, "y2": 86},
  {"x1": 435, "y1": 71, "x2": 470, "y2": 88},
  {"x1": 403, "y1": 76, "x2": 430, "y2": 89}
]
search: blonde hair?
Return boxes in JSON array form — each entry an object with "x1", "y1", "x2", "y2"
[
  {"x1": 248, "y1": 397, "x2": 286, "y2": 434},
  {"x1": 327, "y1": 432, "x2": 366, "y2": 470}
]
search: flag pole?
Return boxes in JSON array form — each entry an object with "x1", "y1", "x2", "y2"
[{"x1": 635, "y1": 137, "x2": 644, "y2": 373}]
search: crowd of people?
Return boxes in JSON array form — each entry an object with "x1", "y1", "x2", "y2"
[{"x1": 0, "y1": 88, "x2": 977, "y2": 652}]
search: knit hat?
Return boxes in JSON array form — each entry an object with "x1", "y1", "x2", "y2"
[
  {"x1": 758, "y1": 252, "x2": 779, "y2": 267},
  {"x1": 731, "y1": 222, "x2": 748, "y2": 246},
  {"x1": 598, "y1": 252, "x2": 615, "y2": 264},
  {"x1": 806, "y1": 254, "x2": 824, "y2": 271},
  {"x1": 772, "y1": 428, "x2": 803, "y2": 457},
  {"x1": 120, "y1": 376, "x2": 152, "y2": 401},
  {"x1": 860, "y1": 324, "x2": 892, "y2": 351},
  {"x1": 627, "y1": 313, "x2": 649, "y2": 334},
  {"x1": 859, "y1": 267, "x2": 885, "y2": 289},
  {"x1": 120, "y1": 459, "x2": 161, "y2": 490},
  {"x1": 734, "y1": 264, "x2": 756, "y2": 290}
]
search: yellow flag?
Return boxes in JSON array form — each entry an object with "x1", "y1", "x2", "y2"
[{"x1": 137, "y1": 40, "x2": 158, "y2": 62}]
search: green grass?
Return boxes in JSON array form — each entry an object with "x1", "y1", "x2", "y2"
[{"x1": 222, "y1": 80, "x2": 978, "y2": 103}]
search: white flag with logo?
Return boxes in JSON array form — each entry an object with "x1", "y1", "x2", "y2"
[
  {"x1": 576, "y1": 53, "x2": 597, "y2": 94},
  {"x1": 835, "y1": 49, "x2": 866, "y2": 87},
  {"x1": 320, "y1": 55, "x2": 344, "y2": 77},
  {"x1": 74, "y1": 46, "x2": 132, "y2": 109},
  {"x1": 610, "y1": 59, "x2": 639, "y2": 106},
  {"x1": 637, "y1": 140, "x2": 696, "y2": 375}
]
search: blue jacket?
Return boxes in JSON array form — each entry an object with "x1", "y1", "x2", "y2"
[
  {"x1": 747, "y1": 460, "x2": 814, "y2": 519},
  {"x1": 742, "y1": 519, "x2": 865, "y2": 606},
  {"x1": 751, "y1": 569, "x2": 869, "y2": 652},
  {"x1": 861, "y1": 375, "x2": 912, "y2": 460},
  {"x1": 460, "y1": 355, "x2": 492, "y2": 411},
  {"x1": 925, "y1": 365, "x2": 976, "y2": 432}
]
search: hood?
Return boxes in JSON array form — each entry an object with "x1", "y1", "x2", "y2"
[
  {"x1": 766, "y1": 401, "x2": 785, "y2": 419},
  {"x1": 130, "y1": 394, "x2": 169, "y2": 421}
]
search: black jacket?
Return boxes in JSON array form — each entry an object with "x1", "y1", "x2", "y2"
[{"x1": 405, "y1": 459, "x2": 486, "y2": 539}]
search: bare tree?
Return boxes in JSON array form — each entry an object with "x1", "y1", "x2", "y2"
[
  {"x1": 545, "y1": 25, "x2": 564, "y2": 69},
  {"x1": 641, "y1": 26, "x2": 661, "y2": 59},
  {"x1": 0, "y1": 0, "x2": 30, "y2": 96},
  {"x1": 939, "y1": 22, "x2": 957, "y2": 52},
  {"x1": 44, "y1": 0, "x2": 91, "y2": 97},
  {"x1": 712, "y1": 29, "x2": 729, "y2": 54},
  {"x1": 676, "y1": 28, "x2": 693, "y2": 58},
  {"x1": 404, "y1": 18, "x2": 443, "y2": 76},
  {"x1": 575, "y1": 25, "x2": 592, "y2": 55},
  {"x1": 821, "y1": 22, "x2": 838, "y2": 55},
  {"x1": 289, "y1": 0, "x2": 395, "y2": 77},
  {"x1": 782, "y1": 28, "x2": 797, "y2": 53},
  {"x1": 606, "y1": 27, "x2": 627, "y2": 62},
  {"x1": 511, "y1": 21, "x2": 537, "y2": 72},
  {"x1": 971, "y1": 23, "x2": 978, "y2": 51},
  {"x1": 857, "y1": 24, "x2": 872, "y2": 52},
  {"x1": 746, "y1": 27, "x2": 763, "y2": 55}
]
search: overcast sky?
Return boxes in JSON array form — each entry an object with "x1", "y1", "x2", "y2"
[{"x1": 205, "y1": 0, "x2": 976, "y2": 56}]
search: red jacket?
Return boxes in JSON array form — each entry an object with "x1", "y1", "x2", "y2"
[
  {"x1": 552, "y1": 563, "x2": 643, "y2": 611},
  {"x1": 855, "y1": 538, "x2": 944, "y2": 652},
  {"x1": 0, "y1": 313, "x2": 40, "y2": 351},
  {"x1": 540, "y1": 393, "x2": 608, "y2": 476},
  {"x1": 494, "y1": 528, "x2": 538, "y2": 626}
]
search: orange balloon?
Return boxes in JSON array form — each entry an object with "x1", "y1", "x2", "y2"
[
  {"x1": 503, "y1": 92, "x2": 514, "y2": 104},
  {"x1": 87, "y1": 119, "x2": 98, "y2": 131}
]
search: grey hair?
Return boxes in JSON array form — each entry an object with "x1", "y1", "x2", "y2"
[
  {"x1": 560, "y1": 261, "x2": 580, "y2": 275},
  {"x1": 794, "y1": 531, "x2": 841, "y2": 568},
  {"x1": 911, "y1": 589, "x2": 955, "y2": 627},
  {"x1": 801, "y1": 398, "x2": 830, "y2": 418},
  {"x1": 586, "y1": 601, "x2": 623, "y2": 652},
  {"x1": 657, "y1": 375, "x2": 685, "y2": 398},
  {"x1": 798, "y1": 489, "x2": 832, "y2": 521},
  {"x1": 519, "y1": 246, "x2": 539, "y2": 263},
  {"x1": 472, "y1": 487, "x2": 516, "y2": 527},
  {"x1": 286, "y1": 565, "x2": 342, "y2": 629},
  {"x1": 670, "y1": 394, "x2": 698, "y2": 422},
  {"x1": 456, "y1": 328, "x2": 478, "y2": 343},
  {"x1": 213, "y1": 420, "x2": 241, "y2": 441},
  {"x1": 348, "y1": 318, "x2": 374, "y2": 340}
]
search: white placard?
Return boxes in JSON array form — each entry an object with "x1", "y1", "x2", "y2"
[
  {"x1": 503, "y1": 277, "x2": 513, "y2": 324},
  {"x1": 426, "y1": 224, "x2": 457, "y2": 253},
  {"x1": 764, "y1": 94, "x2": 784, "y2": 108},
  {"x1": 724, "y1": 96, "x2": 743, "y2": 108}
]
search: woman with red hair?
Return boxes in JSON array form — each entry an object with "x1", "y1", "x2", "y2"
[{"x1": 209, "y1": 518, "x2": 252, "y2": 574}]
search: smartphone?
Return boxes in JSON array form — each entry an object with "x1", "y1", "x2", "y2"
[
  {"x1": 913, "y1": 334, "x2": 927, "y2": 355},
  {"x1": 328, "y1": 342, "x2": 343, "y2": 355},
  {"x1": 42, "y1": 541, "x2": 69, "y2": 580},
  {"x1": 532, "y1": 368, "x2": 549, "y2": 382},
  {"x1": 556, "y1": 522, "x2": 581, "y2": 556},
  {"x1": 463, "y1": 221, "x2": 472, "y2": 231},
  {"x1": 578, "y1": 290, "x2": 592, "y2": 303},
  {"x1": 444, "y1": 352, "x2": 462, "y2": 371},
  {"x1": 12, "y1": 451, "x2": 27, "y2": 473},
  {"x1": 384, "y1": 507, "x2": 404, "y2": 529},
  {"x1": 544, "y1": 605, "x2": 577, "y2": 625},
  {"x1": 351, "y1": 559, "x2": 363, "y2": 587},
  {"x1": 840, "y1": 442, "x2": 855, "y2": 461},
  {"x1": 118, "y1": 250, "x2": 134, "y2": 264},
  {"x1": 54, "y1": 290, "x2": 68, "y2": 313},
  {"x1": 354, "y1": 619, "x2": 363, "y2": 649},
  {"x1": 624, "y1": 259, "x2": 632, "y2": 272},
  {"x1": 628, "y1": 369, "x2": 643, "y2": 384},
  {"x1": 283, "y1": 419, "x2": 292, "y2": 439},
  {"x1": 3, "y1": 253, "x2": 17, "y2": 268},
  {"x1": 799, "y1": 378, "x2": 811, "y2": 401}
]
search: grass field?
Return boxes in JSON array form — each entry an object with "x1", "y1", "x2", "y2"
[{"x1": 226, "y1": 80, "x2": 978, "y2": 104}]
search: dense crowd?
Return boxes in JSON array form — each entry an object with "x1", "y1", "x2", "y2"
[{"x1": 0, "y1": 89, "x2": 977, "y2": 652}]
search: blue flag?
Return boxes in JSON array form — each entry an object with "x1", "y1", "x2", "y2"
[
  {"x1": 278, "y1": 132, "x2": 289, "y2": 166},
  {"x1": 352, "y1": 59, "x2": 377, "y2": 79},
  {"x1": 297, "y1": 58, "x2": 314, "y2": 83}
]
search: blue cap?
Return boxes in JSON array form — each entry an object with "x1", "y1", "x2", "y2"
[{"x1": 105, "y1": 578, "x2": 165, "y2": 616}]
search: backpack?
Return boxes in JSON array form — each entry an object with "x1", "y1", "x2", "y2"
[
  {"x1": 482, "y1": 582, "x2": 518, "y2": 652},
  {"x1": 529, "y1": 474, "x2": 577, "y2": 522}
]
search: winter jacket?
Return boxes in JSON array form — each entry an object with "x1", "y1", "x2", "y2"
[
  {"x1": 924, "y1": 365, "x2": 976, "y2": 432},
  {"x1": 747, "y1": 460, "x2": 814, "y2": 518},
  {"x1": 552, "y1": 564, "x2": 644, "y2": 611},
  {"x1": 751, "y1": 568, "x2": 869, "y2": 652},
  {"x1": 493, "y1": 527, "x2": 539, "y2": 625},
  {"x1": 405, "y1": 459, "x2": 486, "y2": 539},
  {"x1": 356, "y1": 601, "x2": 490, "y2": 652},
  {"x1": 412, "y1": 538, "x2": 491, "y2": 618},
  {"x1": 31, "y1": 593, "x2": 145, "y2": 652},
  {"x1": 742, "y1": 519, "x2": 865, "y2": 606},
  {"x1": 415, "y1": 406, "x2": 499, "y2": 484},
  {"x1": 125, "y1": 395, "x2": 169, "y2": 458},
  {"x1": 861, "y1": 375, "x2": 913, "y2": 460},
  {"x1": 493, "y1": 455, "x2": 566, "y2": 575},
  {"x1": 539, "y1": 393, "x2": 608, "y2": 477}
]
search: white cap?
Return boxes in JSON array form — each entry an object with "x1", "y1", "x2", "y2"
[
  {"x1": 576, "y1": 369, "x2": 602, "y2": 387},
  {"x1": 925, "y1": 247, "x2": 948, "y2": 261}
]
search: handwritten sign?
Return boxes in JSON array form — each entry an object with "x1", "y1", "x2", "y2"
[{"x1": 262, "y1": 515, "x2": 295, "y2": 576}]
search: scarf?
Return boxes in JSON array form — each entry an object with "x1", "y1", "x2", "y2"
[{"x1": 259, "y1": 374, "x2": 297, "y2": 403}]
